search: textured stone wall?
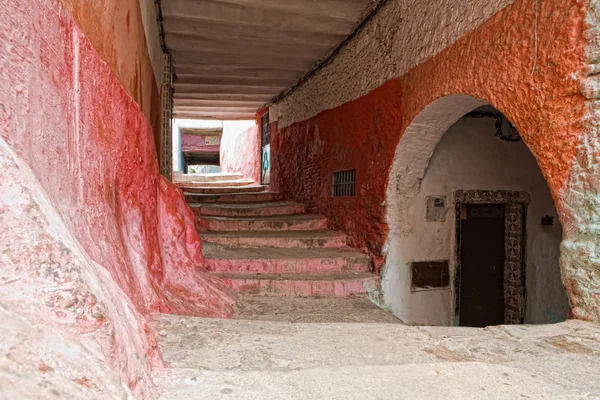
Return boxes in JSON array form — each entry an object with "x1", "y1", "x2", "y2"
[
  {"x1": 558, "y1": 0, "x2": 600, "y2": 321},
  {"x1": 59, "y1": 0, "x2": 161, "y2": 136},
  {"x1": 268, "y1": 0, "x2": 600, "y2": 320},
  {"x1": 270, "y1": 81, "x2": 402, "y2": 261},
  {"x1": 270, "y1": 0, "x2": 514, "y2": 128},
  {"x1": 0, "y1": 0, "x2": 235, "y2": 394},
  {"x1": 0, "y1": 137, "x2": 157, "y2": 398}
]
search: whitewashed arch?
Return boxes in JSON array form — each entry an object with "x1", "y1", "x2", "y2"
[
  {"x1": 382, "y1": 94, "x2": 567, "y2": 326},
  {"x1": 383, "y1": 95, "x2": 486, "y2": 324}
]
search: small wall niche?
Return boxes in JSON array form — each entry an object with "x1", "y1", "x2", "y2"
[
  {"x1": 411, "y1": 261, "x2": 450, "y2": 291},
  {"x1": 426, "y1": 196, "x2": 447, "y2": 222}
]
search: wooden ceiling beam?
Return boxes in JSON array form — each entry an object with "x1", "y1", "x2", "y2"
[
  {"x1": 175, "y1": 106, "x2": 259, "y2": 113},
  {"x1": 196, "y1": 0, "x2": 373, "y2": 21},
  {"x1": 176, "y1": 74, "x2": 297, "y2": 88},
  {"x1": 174, "y1": 111, "x2": 257, "y2": 120},
  {"x1": 165, "y1": 32, "x2": 330, "y2": 61},
  {"x1": 173, "y1": 93, "x2": 274, "y2": 102},
  {"x1": 163, "y1": 0, "x2": 361, "y2": 31},
  {"x1": 162, "y1": 17, "x2": 346, "y2": 47},
  {"x1": 174, "y1": 83, "x2": 285, "y2": 95},
  {"x1": 180, "y1": 127, "x2": 223, "y2": 137},
  {"x1": 174, "y1": 99, "x2": 266, "y2": 108},
  {"x1": 171, "y1": 50, "x2": 315, "y2": 71},
  {"x1": 173, "y1": 64, "x2": 305, "y2": 80}
]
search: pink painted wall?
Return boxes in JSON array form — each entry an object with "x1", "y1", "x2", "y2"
[
  {"x1": 0, "y1": 0, "x2": 235, "y2": 393},
  {"x1": 182, "y1": 134, "x2": 221, "y2": 153},
  {"x1": 220, "y1": 124, "x2": 261, "y2": 182}
]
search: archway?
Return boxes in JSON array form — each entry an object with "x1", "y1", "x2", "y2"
[{"x1": 383, "y1": 95, "x2": 569, "y2": 326}]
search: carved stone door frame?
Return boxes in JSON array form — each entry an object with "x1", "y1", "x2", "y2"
[{"x1": 454, "y1": 190, "x2": 529, "y2": 325}]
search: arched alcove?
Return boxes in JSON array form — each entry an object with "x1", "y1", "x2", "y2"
[{"x1": 383, "y1": 95, "x2": 569, "y2": 326}]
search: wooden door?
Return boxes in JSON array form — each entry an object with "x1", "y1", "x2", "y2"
[{"x1": 459, "y1": 204, "x2": 506, "y2": 327}]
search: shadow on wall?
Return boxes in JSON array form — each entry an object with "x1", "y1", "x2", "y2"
[{"x1": 383, "y1": 96, "x2": 569, "y2": 327}]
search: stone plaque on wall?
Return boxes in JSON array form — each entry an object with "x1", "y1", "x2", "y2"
[
  {"x1": 205, "y1": 136, "x2": 221, "y2": 146},
  {"x1": 426, "y1": 196, "x2": 447, "y2": 222}
]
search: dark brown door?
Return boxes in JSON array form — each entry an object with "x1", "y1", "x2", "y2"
[{"x1": 459, "y1": 204, "x2": 505, "y2": 327}]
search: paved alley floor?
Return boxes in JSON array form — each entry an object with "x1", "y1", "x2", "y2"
[{"x1": 149, "y1": 298, "x2": 600, "y2": 400}]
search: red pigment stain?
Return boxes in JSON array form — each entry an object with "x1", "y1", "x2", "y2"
[
  {"x1": 38, "y1": 361, "x2": 54, "y2": 374},
  {"x1": 59, "y1": 0, "x2": 160, "y2": 135},
  {"x1": 2, "y1": 0, "x2": 235, "y2": 319},
  {"x1": 73, "y1": 376, "x2": 95, "y2": 388}
]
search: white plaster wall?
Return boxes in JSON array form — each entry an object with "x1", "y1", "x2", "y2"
[
  {"x1": 383, "y1": 114, "x2": 569, "y2": 326},
  {"x1": 220, "y1": 120, "x2": 260, "y2": 180},
  {"x1": 223, "y1": 120, "x2": 256, "y2": 136},
  {"x1": 270, "y1": 0, "x2": 514, "y2": 128}
]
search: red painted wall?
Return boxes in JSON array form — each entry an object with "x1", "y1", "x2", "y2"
[
  {"x1": 59, "y1": 0, "x2": 160, "y2": 137},
  {"x1": 270, "y1": 0, "x2": 586, "y2": 272},
  {"x1": 1, "y1": 0, "x2": 236, "y2": 392},
  {"x1": 271, "y1": 82, "x2": 403, "y2": 262},
  {"x1": 1, "y1": 0, "x2": 234, "y2": 317}
]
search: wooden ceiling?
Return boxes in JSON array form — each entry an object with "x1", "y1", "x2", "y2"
[{"x1": 162, "y1": 0, "x2": 378, "y2": 120}]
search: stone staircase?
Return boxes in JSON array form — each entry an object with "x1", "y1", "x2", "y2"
[{"x1": 179, "y1": 179, "x2": 380, "y2": 299}]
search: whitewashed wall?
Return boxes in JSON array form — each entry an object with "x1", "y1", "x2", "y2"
[{"x1": 383, "y1": 111, "x2": 568, "y2": 325}]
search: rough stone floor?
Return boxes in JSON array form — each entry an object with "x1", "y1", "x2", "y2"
[
  {"x1": 158, "y1": 177, "x2": 600, "y2": 399},
  {"x1": 149, "y1": 299, "x2": 600, "y2": 400}
]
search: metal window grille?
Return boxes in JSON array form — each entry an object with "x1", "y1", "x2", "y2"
[
  {"x1": 160, "y1": 54, "x2": 173, "y2": 181},
  {"x1": 261, "y1": 113, "x2": 270, "y2": 146},
  {"x1": 332, "y1": 170, "x2": 356, "y2": 197}
]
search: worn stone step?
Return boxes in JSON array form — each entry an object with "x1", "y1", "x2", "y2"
[
  {"x1": 213, "y1": 272, "x2": 380, "y2": 297},
  {"x1": 192, "y1": 201, "x2": 304, "y2": 218},
  {"x1": 202, "y1": 244, "x2": 370, "y2": 274},
  {"x1": 181, "y1": 185, "x2": 266, "y2": 194},
  {"x1": 179, "y1": 178, "x2": 256, "y2": 188},
  {"x1": 185, "y1": 191, "x2": 283, "y2": 204},
  {"x1": 200, "y1": 230, "x2": 347, "y2": 249},
  {"x1": 175, "y1": 172, "x2": 244, "y2": 183},
  {"x1": 197, "y1": 214, "x2": 328, "y2": 232}
]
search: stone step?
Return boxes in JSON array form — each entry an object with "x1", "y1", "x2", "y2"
[
  {"x1": 200, "y1": 230, "x2": 347, "y2": 249},
  {"x1": 233, "y1": 295, "x2": 401, "y2": 323},
  {"x1": 185, "y1": 191, "x2": 283, "y2": 204},
  {"x1": 181, "y1": 185, "x2": 266, "y2": 194},
  {"x1": 179, "y1": 178, "x2": 256, "y2": 188},
  {"x1": 191, "y1": 201, "x2": 304, "y2": 218},
  {"x1": 175, "y1": 172, "x2": 244, "y2": 183},
  {"x1": 197, "y1": 214, "x2": 328, "y2": 232},
  {"x1": 214, "y1": 272, "x2": 380, "y2": 297},
  {"x1": 202, "y1": 244, "x2": 370, "y2": 274}
]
